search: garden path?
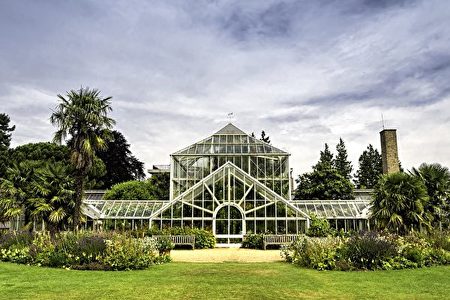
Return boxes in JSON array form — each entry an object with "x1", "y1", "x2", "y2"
[{"x1": 171, "y1": 248, "x2": 282, "y2": 263}]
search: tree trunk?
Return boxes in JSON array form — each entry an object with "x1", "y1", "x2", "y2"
[{"x1": 73, "y1": 170, "x2": 85, "y2": 231}]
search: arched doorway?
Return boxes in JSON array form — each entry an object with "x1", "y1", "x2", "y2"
[{"x1": 213, "y1": 204, "x2": 245, "y2": 245}]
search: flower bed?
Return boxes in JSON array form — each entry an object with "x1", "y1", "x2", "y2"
[
  {"x1": 0, "y1": 231, "x2": 168, "y2": 270},
  {"x1": 281, "y1": 231, "x2": 450, "y2": 271}
]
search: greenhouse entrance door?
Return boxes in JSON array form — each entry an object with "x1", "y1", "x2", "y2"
[{"x1": 213, "y1": 204, "x2": 245, "y2": 246}]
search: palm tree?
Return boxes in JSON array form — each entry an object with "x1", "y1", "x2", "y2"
[
  {"x1": 51, "y1": 87, "x2": 115, "y2": 230},
  {"x1": 0, "y1": 161, "x2": 40, "y2": 230},
  {"x1": 29, "y1": 163, "x2": 75, "y2": 233},
  {"x1": 411, "y1": 163, "x2": 450, "y2": 230},
  {"x1": 371, "y1": 172, "x2": 430, "y2": 234}
]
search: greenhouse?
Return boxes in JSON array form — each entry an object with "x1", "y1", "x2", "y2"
[{"x1": 83, "y1": 123, "x2": 371, "y2": 243}]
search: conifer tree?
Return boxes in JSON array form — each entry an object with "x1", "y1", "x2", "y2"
[
  {"x1": 354, "y1": 144, "x2": 383, "y2": 188},
  {"x1": 0, "y1": 113, "x2": 15, "y2": 178},
  {"x1": 314, "y1": 143, "x2": 334, "y2": 170},
  {"x1": 295, "y1": 143, "x2": 354, "y2": 200},
  {"x1": 0, "y1": 113, "x2": 15, "y2": 151},
  {"x1": 334, "y1": 138, "x2": 353, "y2": 180}
]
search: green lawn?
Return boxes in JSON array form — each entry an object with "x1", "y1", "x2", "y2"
[{"x1": 0, "y1": 262, "x2": 449, "y2": 299}]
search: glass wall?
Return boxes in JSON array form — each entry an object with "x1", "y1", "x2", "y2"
[
  {"x1": 152, "y1": 162, "x2": 306, "y2": 236},
  {"x1": 82, "y1": 124, "x2": 371, "y2": 239}
]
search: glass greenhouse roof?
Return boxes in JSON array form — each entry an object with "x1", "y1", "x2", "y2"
[
  {"x1": 83, "y1": 199, "x2": 371, "y2": 220},
  {"x1": 83, "y1": 194, "x2": 371, "y2": 220},
  {"x1": 172, "y1": 123, "x2": 288, "y2": 156},
  {"x1": 84, "y1": 190, "x2": 105, "y2": 200},
  {"x1": 83, "y1": 200, "x2": 168, "y2": 219},
  {"x1": 292, "y1": 200, "x2": 371, "y2": 219}
]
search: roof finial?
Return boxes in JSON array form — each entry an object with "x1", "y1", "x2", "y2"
[{"x1": 227, "y1": 112, "x2": 234, "y2": 123}]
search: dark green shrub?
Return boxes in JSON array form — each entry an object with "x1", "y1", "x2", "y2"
[
  {"x1": 0, "y1": 231, "x2": 34, "y2": 249},
  {"x1": 306, "y1": 215, "x2": 332, "y2": 237},
  {"x1": 104, "y1": 180, "x2": 157, "y2": 200},
  {"x1": 342, "y1": 232, "x2": 398, "y2": 270},
  {"x1": 242, "y1": 233, "x2": 263, "y2": 249},
  {"x1": 188, "y1": 228, "x2": 215, "y2": 249},
  {"x1": 427, "y1": 231, "x2": 450, "y2": 251},
  {"x1": 156, "y1": 236, "x2": 175, "y2": 255}
]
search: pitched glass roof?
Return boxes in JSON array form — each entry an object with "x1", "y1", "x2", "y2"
[
  {"x1": 82, "y1": 200, "x2": 168, "y2": 219},
  {"x1": 172, "y1": 123, "x2": 289, "y2": 155},
  {"x1": 291, "y1": 200, "x2": 371, "y2": 219}
]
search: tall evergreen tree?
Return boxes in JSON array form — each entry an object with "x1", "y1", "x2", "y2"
[
  {"x1": 294, "y1": 143, "x2": 354, "y2": 200},
  {"x1": 0, "y1": 113, "x2": 15, "y2": 151},
  {"x1": 334, "y1": 138, "x2": 353, "y2": 180},
  {"x1": 96, "y1": 130, "x2": 145, "y2": 189},
  {"x1": 314, "y1": 143, "x2": 334, "y2": 170},
  {"x1": 0, "y1": 113, "x2": 15, "y2": 178},
  {"x1": 354, "y1": 144, "x2": 383, "y2": 188}
]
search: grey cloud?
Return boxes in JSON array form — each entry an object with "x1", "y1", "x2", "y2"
[{"x1": 1, "y1": 0, "x2": 450, "y2": 175}]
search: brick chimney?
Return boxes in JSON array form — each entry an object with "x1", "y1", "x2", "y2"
[{"x1": 380, "y1": 129, "x2": 400, "y2": 174}]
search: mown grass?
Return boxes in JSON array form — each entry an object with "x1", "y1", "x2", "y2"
[{"x1": 0, "y1": 262, "x2": 449, "y2": 299}]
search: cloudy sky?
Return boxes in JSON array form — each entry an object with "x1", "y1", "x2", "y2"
[{"x1": 1, "y1": 0, "x2": 450, "y2": 177}]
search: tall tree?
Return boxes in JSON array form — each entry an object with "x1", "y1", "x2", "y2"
[
  {"x1": 314, "y1": 143, "x2": 334, "y2": 170},
  {"x1": 354, "y1": 144, "x2": 383, "y2": 188},
  {"x1": 96, "y1": 130, "x2": 145, "y2": 189},
  {"x1": 8, "y1": 142, "x2": 105, "y2": 189},
  {"x1": 0, "y1": 113, "x2": 15, "y2": 178},
  {"x1": 148, "y1": 173, "x2": 170, "y2": 199},
  {"x1": 9, "y1": 142, "x2": 69, "y2": 163},
  {"x1": 294, "y1": 144, "x2": 354, "y2": 200},
  {"x1": 0, "y1": 113, "x2": 15, "y2": 151},
  {"x1": 51, "y1": 87, "x2": 115, "y2": 230},
  {"x1": 334, "y1": 138, "x2": 353, "y2": 180}
]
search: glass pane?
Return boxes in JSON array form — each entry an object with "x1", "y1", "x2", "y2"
[
  {"x1": 216, "y1": 220, "x2": 228, "y2": 234},
  {"x1": 230, "y1": 220, "x2": 242, "y2": 234}
]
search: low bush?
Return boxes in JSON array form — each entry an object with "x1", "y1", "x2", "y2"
[
  {"x1": 0, "y1": 231, "x2": 34, "y2": 249},
  {"x1": 101, "y1": 235, "x2": 157, "y2": 270},
  {"x1": 242, "y1": 233, "x2": 264, "y2": 249},
  {"x1": 342, "y1": 232, "x2": 398, "y2": 270},
  {"x1": 0, "y1": 231, "x2": 165, "y2": 270},
  {"x1": 426, "y1": 231, "x2": 450, "y2": 251},
  {"x1": 156, "y1": 236, "x2": 175, "y2": 255},
  {"x1": 281, "y1": 236, "x2": 343, "y2": 270}
]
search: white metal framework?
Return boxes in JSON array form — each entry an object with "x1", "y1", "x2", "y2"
[{"x1": 83, "y1": 123, "x2": 371, "y2": 240}]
